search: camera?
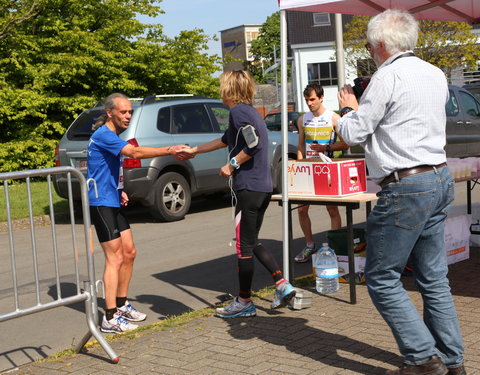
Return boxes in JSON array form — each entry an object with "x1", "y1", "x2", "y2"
[
  {"x1": 352, "y1": 77, "x2": 371, "y2": 100},
  {"x1": 339, "y1": 76, "x2": 372, "y2": 117}
]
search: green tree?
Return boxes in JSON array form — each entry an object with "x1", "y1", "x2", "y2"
[
  {"x1": 247, "y1": 11, "x2": 281, "y2": 84},
  {"x1": 0, "y1": 0, "x2": 221, "y2": 172},
  {"x1": 343, "y1": 15, "x2": 480, "y2": 78},
  {"x1": 0, "y1": 0, "x2": 45, "y2": 40}
]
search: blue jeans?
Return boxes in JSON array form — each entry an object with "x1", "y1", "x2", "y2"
[{"x1": 365, "y1": 165, "x2": 464, "y2": 367}]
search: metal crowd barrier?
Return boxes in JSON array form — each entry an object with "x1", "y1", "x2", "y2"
[{"x1": 0, "y1": 166, "x2": 118, "y2": 363}]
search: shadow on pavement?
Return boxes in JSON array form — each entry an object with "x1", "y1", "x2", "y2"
[
  {"x1": 46, "y1": 282, "x2": 95, "y2": 314},
  {"x1": 134, "y1": 293, "x2": 193, "y2": 318},
  {"x1": 0, "y1": 345, "x2": 51, "y2": 372},
  {"x1": 151, "y1": 238, "x2": 315, "y2": 309},
  {"x1": 224, "y1": 314, "x2": 401, "y2": 375}
]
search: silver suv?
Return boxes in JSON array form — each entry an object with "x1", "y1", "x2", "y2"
[{"x1": 53, "y1": 96, "x2": 298, "y2": 221}]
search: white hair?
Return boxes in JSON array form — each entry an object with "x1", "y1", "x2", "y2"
[{"x1": 367, "y1": 9, "x2": 419, "y2": 55}]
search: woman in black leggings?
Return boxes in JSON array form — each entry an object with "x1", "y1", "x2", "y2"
[{"x1": 185, "y1": 70, "x2": 295, "y2": 318}]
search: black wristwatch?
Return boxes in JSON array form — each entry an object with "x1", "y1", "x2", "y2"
[{"x1": 340, "y1": 107, "x2": 354, "y2": 117}]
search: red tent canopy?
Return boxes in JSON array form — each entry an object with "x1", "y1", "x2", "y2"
[{"x1": 278, "y1": 0, "x2": 479, "y2": 24}]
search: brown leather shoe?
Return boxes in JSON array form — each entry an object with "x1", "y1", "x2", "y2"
[
  {"x1": 386, "y1": 355, "x2": 448, "y2": 375},
  {"x1": 447, "y1": 365, "x2": 466, "y2": 375}
]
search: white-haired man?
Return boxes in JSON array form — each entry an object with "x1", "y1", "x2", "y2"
[{"x1": 337, "y1": 9, "x2": 465, "y2": 375}]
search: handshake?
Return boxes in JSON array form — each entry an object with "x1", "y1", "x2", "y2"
[
  {"x1": 168, "y1": 143, "x2": 235, "y2": 178},
  {"x1": 169, "y1": 145, "x2": 197, "y2": 161}
]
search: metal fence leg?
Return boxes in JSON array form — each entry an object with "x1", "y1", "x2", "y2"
[{"x1": 74, "y1": 282, "x2": 119, "y2": 363}]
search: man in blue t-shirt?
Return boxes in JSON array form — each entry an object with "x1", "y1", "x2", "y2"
[{"x1": 87, "y1": 93, "x2": 190, "y2": 334}]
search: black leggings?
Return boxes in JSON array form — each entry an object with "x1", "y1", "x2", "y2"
[{"x1": 234, "y1": 190, "x2": 283, "y2": 299}]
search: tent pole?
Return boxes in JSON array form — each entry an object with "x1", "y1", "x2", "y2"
[
  {"x1": 280, "y1": 9, "x2": 290, "y2": 280},
  {"x1": 335, "y1": 13, "x2": 346, "y2": 89}
]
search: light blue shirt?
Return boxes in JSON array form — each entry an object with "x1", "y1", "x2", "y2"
[{"x1": 337, "y1": 51, "x2": 448, "y2": 183}]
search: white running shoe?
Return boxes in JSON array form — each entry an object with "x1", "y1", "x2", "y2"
[
  {"x1": 101, "y1": 312, "x2": 138, "y2": 333},
  {"x1": 118, "y1": 302, "x2": 147, "y2": 322}
]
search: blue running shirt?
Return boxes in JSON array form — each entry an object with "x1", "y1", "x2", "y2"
[{"x1": 87, "y1": 125, "x2": 129, "y2": 207}]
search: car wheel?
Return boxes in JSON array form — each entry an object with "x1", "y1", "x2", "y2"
[{"x1": 150, "y1": 172, "x2": 191, "y2": 221}]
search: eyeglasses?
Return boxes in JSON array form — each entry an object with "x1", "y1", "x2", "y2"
[{"x1": 365, "y1": 42, "x2": 373, "y2": 52}]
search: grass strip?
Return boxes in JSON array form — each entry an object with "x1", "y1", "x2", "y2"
[{"x1": 0, "y1": 180, "x2": 69, "y2": 222}]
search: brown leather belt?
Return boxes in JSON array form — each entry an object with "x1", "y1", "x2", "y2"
[{"x1": 379, "y1": 162, "x2": 447, "y2": 188}]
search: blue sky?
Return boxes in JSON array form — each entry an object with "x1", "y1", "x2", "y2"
[{"x1": 145, "y1": 0, "x2": 279, "y2": 57}]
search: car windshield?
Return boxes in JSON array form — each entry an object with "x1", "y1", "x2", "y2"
[{"x1": 468, "y1": 88, "x2": 480, "y2": 102}]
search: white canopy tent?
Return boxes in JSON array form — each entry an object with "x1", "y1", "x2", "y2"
[{"x1": 277, "y1": 0, "x2": 479, "y2": 279}]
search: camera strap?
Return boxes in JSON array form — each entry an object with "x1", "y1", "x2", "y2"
[{"x1": 391, "y1": 52, "x2": 415, "y2": 64}]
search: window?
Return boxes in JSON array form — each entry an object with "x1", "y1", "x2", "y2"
[
  {"x1": 157, "y1": 107, "x2": 171, "y2": 133},
  {"x1": 208, "y1": 104, "x2": 230, "y2": 132},
  {"x1": 172, "y1": 104, "x2": 213, "y2": 134},
  {"x1": 446, "y1": 91, "x2": 459, "y2": 116},
  {"x1": 264, "y1": 113, "x2": 281, "y2": 131},
  {"x1": 313, "y1": 13, "x2": 330, "y2": 26},
  {"x1": 307, "y1": 62, "x2": 337, "y2": 86},
  {"x1": 460, "y1": 91, "x2": 480, "y2": 117},
  {"x1": 67, "y1": 109, "x2": 103, "y2": 140},
  {"x1": 246, "y1": 31, "x2": 259, "y2": 43}
]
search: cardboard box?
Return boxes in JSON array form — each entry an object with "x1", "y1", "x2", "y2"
[
  {"x1": 447, "y1": 203, "x2": 479, "y2": 247},
  {"x1": 337, "y1": 253, "x2": 366, "y2": 284},
  {"x1": 288, "y1": 159, "x2": 367, "y2": 196},
  {"x1": 444, "y1": 213, "x2": 471, "y2": 265}
]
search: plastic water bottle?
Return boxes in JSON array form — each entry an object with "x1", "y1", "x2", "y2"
[{"x1": 314, "y1": 243, "x2": 339, "y2": 294}]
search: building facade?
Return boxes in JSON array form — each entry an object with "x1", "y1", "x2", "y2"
[
  {"x1": 288, "y1": 11, "x2": 480, "y2": 111},
  {"x1": 288, "y1": 11, "x2": 354, "y2": 111},
  {"x1": 220, "y1": 13, "x2": 479, "y2": 112},
  {"x1": 220, "y1": 24, "x2": 261, "y2": 72}
]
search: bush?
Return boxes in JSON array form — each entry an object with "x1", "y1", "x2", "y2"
[{"x1": 0, "y1": 139, "x2": 57, "y2": 173}]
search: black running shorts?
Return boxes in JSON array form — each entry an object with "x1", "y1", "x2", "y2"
[{"x1": 90, "y1": 206, "x2": 130, "y2": 243}]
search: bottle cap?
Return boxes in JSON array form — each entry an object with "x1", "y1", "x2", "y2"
[{"x1": 322, "y1": 243, "x2": 328, "y2": 247}]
